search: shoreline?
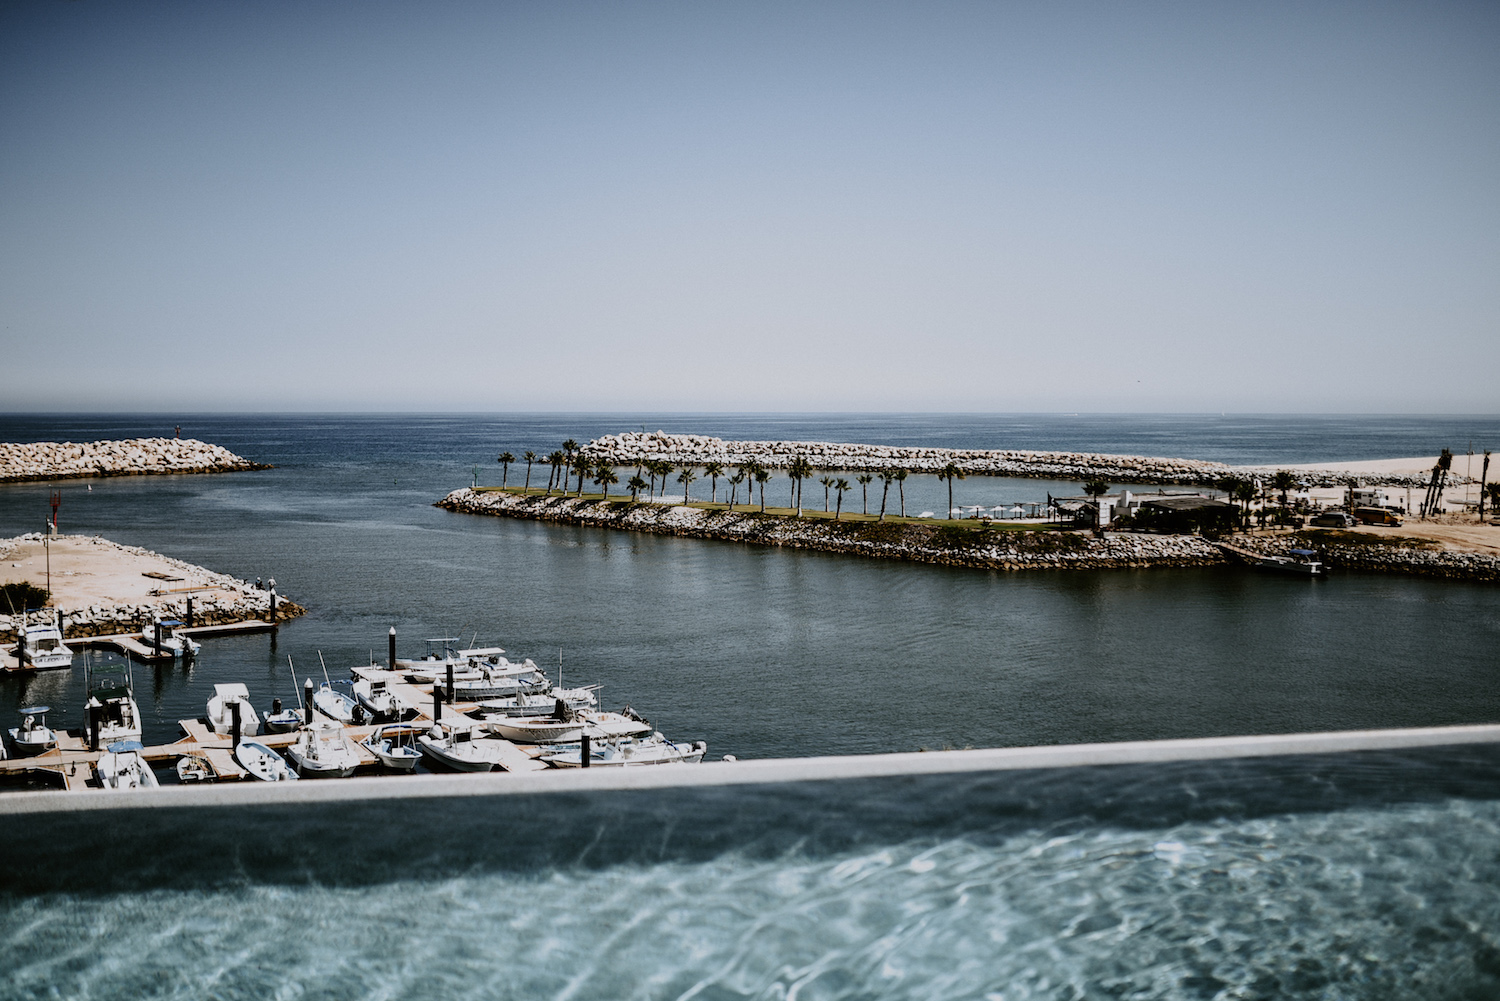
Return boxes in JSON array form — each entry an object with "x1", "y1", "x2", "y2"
[
  {"x1": 0, "y1": 437, "x2": 270, "y2": 484},
  {"x1": 436, "y1": 489, "x2": 1500, "y2": 581}
]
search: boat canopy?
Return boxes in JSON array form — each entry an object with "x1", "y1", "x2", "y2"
[{"x1": 1289, "y1": 549, "x2": 1318, "y2": 558}]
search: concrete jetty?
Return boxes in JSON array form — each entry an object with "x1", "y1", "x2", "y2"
[{"x1": 0, "y1": 436, "x2": 267, "y2": 483}]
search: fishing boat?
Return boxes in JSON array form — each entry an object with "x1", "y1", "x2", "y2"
[
  {"x1": 235, "y1": 740, "x2": 299, "y2": 782},
  {"x1": 83, "y1": 659, "x2": 143, "y2": 744},
  {"x1": 583, "y1": 709, "x2": 656, "y2": 740},
  {"x1": 362, "y1": 723, "x2": 423, "y2": 772},
  {"x1": 1248, "y1": 548, "x2": 1325, "y2": 576},
  {"x1": 434, "y1": 659, "x2": 550, "y2": 701},
  {"x1": 476, "y1": 686, "x2": 599, "y2": 718},
  {"x1": 13, "y1": 622, "x2": 74, "y2": 671},
  {"x1": 483, "y1": 713, "x2": 588, "y2": 744},
  {"x1": 416, "y1": 724, "x2": 505, "y2": 772},
  {"x1": 396, "y1": 638, "x2": 501, "y2": 678},
  {"x1": 352, "y1": 677, "x2": 403, "y2": 722},
  {"x1": 263, "y1": 700, "x2": 303, "y2": 733},
  {"x1": 286, "y1": 722, "x2": 361, "y2": 778},
  {"x1": 139, "y1": 617, "x2": 201, "y2": 658},
  {"x1": 542, "y1": 734, "x2": 708, "y2": 768},
  {"x1": 8, "y1": 705, "x2": 58, "y2": 756},
  {"x1": 206, "y1": 683, "x2": 262, "y2": 736},
  {"x1": 312, "y1": 680, "x2": 358, "y2": 724},
  {"x1": 175, "y1": 752, "x2": 214, "y2": 782},
  {"x1": 97, "y1": 741, "x2": 160, "y2": 789}
]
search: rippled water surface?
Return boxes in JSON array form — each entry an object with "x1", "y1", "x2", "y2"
[{"x1": 4, "y1": 795, "x2": 1498, "y2": 1001}]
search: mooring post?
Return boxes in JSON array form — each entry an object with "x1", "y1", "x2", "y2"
[
  {"x1": 153, "y1": 621, "x2": 163, "y2": 657},
  {"x1": 17, "y1": 625, "x2": 25, "y2": 664},
  {"x1": 269, "y1": 587, "x2": 277, "y2": 623},
  {"x1": 581, "y1": 732, "x2": 591, "y2": 768},
  {"x1": 230, "y1": 698, "x2": 242, "y2": 747},
  {"x1": 55, "y1": 608, "x2": 63, "y2": 636},
  {"x1": 89, "y1": 703, "x2": 101, "y2": 752},
  {"x1": 446, "y1": 663, "x2": 454, "y2": 705},
  {"x1": 186, "y1": 595, "x2": 194, "y2": 628},
  {"x1": 304, "y1": 677, "x2": 315, "y2": 726},
  {"x1": 388, "y1": 627, "x2": 397, "y2": 672},
  {"x1": 433, "y1": 685, "x2": 442, "y2": 723}
]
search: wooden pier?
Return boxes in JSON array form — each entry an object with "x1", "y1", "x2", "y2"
[
  {"x1": 3, "y1": 618, "x2": 281, "y2": 672},
  {"x1": 0, "y1": 663, "x2": 548, "y2": 789}
]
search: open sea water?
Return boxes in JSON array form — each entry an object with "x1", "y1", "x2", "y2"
[{"x1": 1, "y1": 413, "x2": 1498, "y2": 1000}]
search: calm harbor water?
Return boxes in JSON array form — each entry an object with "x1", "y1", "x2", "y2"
[{"x1": 1, "y1": 412, "x2": 1498, "y2": 1000}]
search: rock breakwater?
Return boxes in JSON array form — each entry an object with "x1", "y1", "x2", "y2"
[
  {"x1": 582, "y1": 432, "x2": 1230, "y2": 485},
  {"x1": 437, "y1": 489, "x2": 1227, "y2": 572},
  {"x1": 0, "y1": 437, "x2": 268, "y2": 483},
  {"x1": 1229, "y1": 532, "x2": 1500, "y2": 582}
]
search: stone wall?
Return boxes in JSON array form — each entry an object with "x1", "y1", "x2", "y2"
[
  {"x1": 1228, "y1": 533, "x2": 1500, "y2": 582},
  {"x1": 0, "y1": 437, "x2": 268, "y2": 483}
]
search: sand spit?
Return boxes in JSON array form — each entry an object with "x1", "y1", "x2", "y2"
[
  {"x1": 0, "y1": 534, "x2": 304, "y2": 643},
  {"x1": 582, "y1": 432, "x2": 1447, "y2": 487},
  {"x1": 0, "y1": 437, "x2": 268, "y2": 483}
]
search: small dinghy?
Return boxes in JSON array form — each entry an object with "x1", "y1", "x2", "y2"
[
  {"x1": 175, "y1": 752, "x2": 214, "y2": 783},
  {"x1": 235, "y1": 739, "x2": 299, "y2": 782},
  {"x1": 417, "y1": 724, "x2": 505, "y2": 772},
  {"x1": 206, "y1": 683, "x2": 262, "y2": 736},
  {"x1": 352, "y1": 677, "x2": 403, "y2": 722},
  {"x1": 362, "y1": 723, "x2": 423, "y2": 772},
  {"x1": 9, "y1": 705, "x2": 58, "y2": 757},
  {"x1": 286, "y1": 722, "x2": 361, "y2": 778},
  {"x1": 263, "y1": 701, "x2": 303, "y2": 733},
  {"x1": 312, "y1": 680, "x2": 357, "y2": 724},
  {"x1": 97, "y1": 741, "x2": 161, "y2": 789},
  {"x1": 542, "y1": 733, "x2": 707, "y2": 768}
]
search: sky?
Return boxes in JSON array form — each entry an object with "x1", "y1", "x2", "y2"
[{"x1": 1, "y1": 1, "x2": 1496, "y2": 413}]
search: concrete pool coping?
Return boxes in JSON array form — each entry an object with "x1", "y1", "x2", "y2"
[{"x1": 3, "y1": 722, "x2": 1498, "y2": 816}]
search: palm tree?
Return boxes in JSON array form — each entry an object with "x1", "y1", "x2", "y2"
[
  {"x1": 704, "y1": 461, "x2": 724, "y2": 504},
  {"x1": 1271, "y1": 470, "x2": 1297, "y2": 509},
  {"x1": 573, "y1": 454, "x2": 591, "y2": 496},
  {"x1": 497, "y1": 451, "x2": 515, "y2": 489},
  {"x1": 627, "y1": 474, "x2": 648, "y2": 501},
  {"x1": 787, "y1": 456, "x2": 813, "y2": 515},
  {"x1": 728, "y1": 471, "x2": 745, "y2": 510},
  {"x1": 561, "y1": 440, "x2": 580, "y2": 493},
  {"x1": 1082, "y1": 480, "x2": 1111, "y2": 530},
  {"x1": 856, "y1": 473, "x2": 873, "y2": 515},
  {"x1": 654, "y1": 460, "x2": 675, "y2": 499},
  {"x1": 523, "y1": 451, "x2": 537, "y2": 492},
  {"x1": 833, "y1": 478, "x2": 851, "y2": 520},
  {"x1": 676, "y1": 467, "x2": 697, "y2": 503},
  {"x1": 895, "y1": 468, "x2": 909, "y2": 517},
  {"x1": 1234, "y1": 480, "x2": 1256, "y2": 529},
  {"x1": 938, "y1": 463, "x2": 966, "y2": 519},
  {"x1": 878, "y1": 471, "x2": 895, "y2": 521},
  {"x1": 595, "y1": 463, "x2": 618, "y2": 498},
  {"x1": 754, "y1": 465, "x2": 771, "y2": 512},
  {"x1": 819, "y1": 476, "x2": 834, "y2": 512},
  {"x1": 546, "y1": 451, "x2": 564, "y2": 495}
]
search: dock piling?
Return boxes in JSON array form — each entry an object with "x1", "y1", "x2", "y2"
[
  {"x1": 581, "y1": 733, "x2": 591, "y2": 768},
  {"x1": 388, "y1": 627, "x2": 396, "y2": 672},
  {"x1": 270, "y1": 587, "x2": 278, "y2": 622},
  {"x1": 186, "y1": 596, "x2": 193, "y2": 628},
  {"x1": 304, "y1": 677, "x2": 314, "y2": 726},
  {"x1": 153, "y1": 621, "x2": 163, "y2": 657},
  {"x1": 88, "y1": 703, "x2": 101, "y2": 752},
  {"x1": 230, "y1": 699, "x2": 242, "y2": 747},
  {"x1": 433, "y1": 685, "x2": 441, "y2": 724}
]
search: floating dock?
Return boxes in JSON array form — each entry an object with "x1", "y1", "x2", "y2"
[{"x1": 2, "y1": 619, "x2": 281, "y2": 672}]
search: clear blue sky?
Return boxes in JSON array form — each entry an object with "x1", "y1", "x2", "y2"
[{"x1": 2, "y1": 1, "x2": 1496, "y2": 412}]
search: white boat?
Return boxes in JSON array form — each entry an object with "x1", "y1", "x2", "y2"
[
  {"x1": 362, "y1": 724, "x2": 423, "y2": 772},
  {"x1": 1249, "y1": 547, "x2": 1325, "y2": 576},
  {"x1": 542, "y1": 734, "x2": 708, "y2": 768},
  {"x1": 352, "y1": 677, "x2": 404, "y2": 721},
  {"x1": 97, "y1": 741, "x2": 160, "y2": 789},
  {"x1": 397, "y1": 638, "x2": 501, "y2": 678},
  {"x1": 435, "y1": 659, "x2": 550, "y2": 701},
  {"x1": 83, "y1": 660, "x2": 143, "y2": 744},
  {"x1": 206, "y1": 683, "x2": 262, "y2": 736},
  {"x1": 14, "y1": 622, "x2": 73, "y2": 671},
  {"x1": 583, "y1": 710, "x2": 655, "y2": 740},
  {"x1": 416, "y1": 724, "x2": 505, "y2": 772},
  {"x1": 476, "y1": 687, "x2": 598, "y2": 718},
  {"x1": 484, "y1": 714, "x2": 588, "y2": 744},
  {"x1": 235, "y1": 739, "x2": 299, "y2": 782},
  {"x1": 8, "y1": 705, "x2": 58, "y2": 756},
  {"x1": 263, "y1": 704, "x2": 303, "y2": 733},
  {"x1": 139, "y1": 617, "x2": 201, "y2": 658},
  {"x1": 312, "y1": 681, "x2": 357, "y2": 724},
  {"x1": 176, "y1": 752, "x2": 214, "y2": 783},
  {"x1": 286, "y1": 722, "x2": 361, "y2": 778}
]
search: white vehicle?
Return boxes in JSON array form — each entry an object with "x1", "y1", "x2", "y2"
[
  {"x1": 206, "y1": 683, "x2": 262, "y2": 736},
  {"x1": 97, "y1": 741, "x2": 160, "y2": 790},
  {"x1": 235, "y1": 740, "x2": 299, "y2": 782},
  {"x1": 15, "y1": 622, "x2": 74, "y2": 671},
  {"x1": 9, "y1": 705, "x2": 58, "y2": 756},
  {"x1": 542, "y1": 734, "x2": 708, "y2": 768},
  {"x1": 286, "y1": 722, "x2": 361, "y2": 779}
]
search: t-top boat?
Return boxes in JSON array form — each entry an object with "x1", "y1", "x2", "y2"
[
  {"x1": 541, "y1": 734, "x2": 708, "y2": 768},
  {"x1": 14, "y1": 621, "x2": 74, "y2": 672},
  {"x1": 97, "y1": 741, "x2": 160, "y2": 790},
  {"x1": 8, "y1": 705, "x2": 59, "y2": 757},
  {"x1": 434, "y1": 658, "x2": 550, "y2": 702},
  {"x1": 1249, "y1": 547, "x2": 1325, "y2": 576},
  {"x1": 352, "y1": 677, "x2": 403, "y2": 722},
  {"x1": 397, "y1": 638, "x2": 503, "y2": 680},
  {"x1": 286, "y1": 722, "x2": 361, "y2": 778},
  {"x1": 206, "y1": 683, "x2": 262, "y2": 736},
  {"x1": 139, "y1": 617, "x2": 201, "y2": 658},
  {"x1": 234, "y1": 740, "x2": 299, "y2": 782},
  {"x1": 476, "y1": 686, "x2": 599, "y2": 718},
  {"x1": 416, "y1": 724, "x2": 506, "y2": 772},
  {"x1": 83, "y1": 659, "x2": 142, "y2": 745},
  {"x1": 362, "y1": 723, "x2": 423, "y2": 772}
]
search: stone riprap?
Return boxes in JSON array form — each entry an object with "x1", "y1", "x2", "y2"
[
  {"x1": 437, "y1": 489, "x2": 1228, "y2": 572},
  {"x1": 581, "y1": 432, "x2": 1231, "y2": 485},
  {"x1": 1228, "y1": 532, "x2": 1500, "y2": 582},
  {"x1": 0, "y1": 534, "x2": 305, "y2": 643},
  {"x1": 0, "y1": 437, "x2": 268, "y2": 483}
]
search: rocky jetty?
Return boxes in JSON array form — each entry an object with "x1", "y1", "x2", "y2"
[
  {"x1": 0, "y1": 534, "x2": 304, "y2": 643},
  {"x1": 1228, "y1": 532, "x2": 1500, "y2": 582},
  {"x1": 582, "y1": 431, "x2": 1231, "y2": 485},
  {"x1": 0, "y1": 437, "x2": 268, "y2": 483},
  {"x1": 437, "y1": 489, "x2": 1228, "y2": 571}
]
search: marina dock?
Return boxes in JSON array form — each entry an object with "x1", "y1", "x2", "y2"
[{"x1": 2, "y1": 619, "x2": 282, "y2": 672}]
